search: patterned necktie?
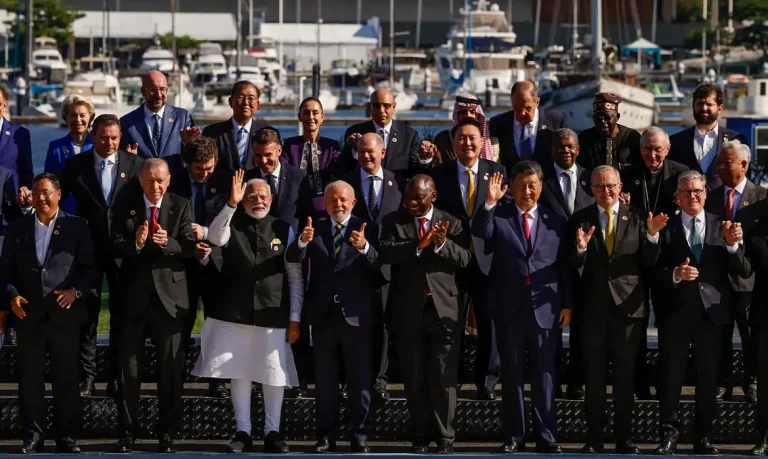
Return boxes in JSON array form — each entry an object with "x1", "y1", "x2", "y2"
[
  {"x1": 100, "y1": 159, "x2": 113, "y2": 204},
  {"x1": 605, "y1": 137, "x2": 614, "y2": 167},
  {"x1": 333, "y1": 222, "x2": 344, "y2": 256},
  {"x1": 266, "y1": 174, "x2": 278, "y2": 201},
  {"x1": 152, "y1": 114, "x2": 161, "y2": 153},
  {"x1": 237, "y1": 127, "x2": 248, "y2": 166},
  {"x1": 562, "y1": 170, "x2": 574, "y2": 214},
  {"x1": 368, "y1": 176, "x2": 379, "y2": 221},
  {"x1": 522, "y1": 212, "x2": 532, "y2": 285},
  {"x1": 691, "y1": 217, "x2": 703, "y2": 262},
  {"x1": 605, "y1": 209, "x2": 615, "y2": 256},
  {"x1": 419, "y1": 217, "x2": 430, "y2": 295},
  {"x1": 378, "y1": 128, "x2": 386, "y2": 146},
  {"x1": 194, "y1": 182, "x2": 207, "y2": 224},
  {"x1": 149, "y1": 206, "x2": 160, "y2": 238},
  {"x1": 465, "y1": 169, "x2": 476, "y2": 216},
  {"x1": 726, "y1": 188, "x2": 736, "y2": 221}
]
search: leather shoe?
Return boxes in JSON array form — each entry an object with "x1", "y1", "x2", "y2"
[
  {"x1": 312, "y1": 438, "x2": 336, "y2": 453},
  {"x1": 264, "y1": 431, "x2": 289, "y2": 453},
  {"x1": 209, "y1": 381, "x2": 229, "y2": 398},
  {"x1": 536, "y1": 442, "x2": 562, "y2": 454},
  {"x1": 115, "y1": 436, "x2": 135, "y2": 453},
  {"x1": 79, "y1": 379, "x2": 95, "y2": 397},
  {"x1": 56, "y1": 442, "x2": 81, "y2": 454},
  {"x1": 158, "y1": 435, "x2": 176, "y2": 454},
  {"x1": 436, "y1": 440, "x2": 454, "y2": 454},
  {"x1": 581, "y1": 443, "x2": 604, "y2": 454},
  {"x1": 106, "y1": 379, "x2": 120, "y2": 398},
  {"x1": 351, "y1": 440, "x2": 371, "y2": 453},
  {"x1": 566, "y1": 385, "x2": 585, "y2": 400},
  {"x1": 716, "y1": 386, "x2": 728, "y2": 402},
  {"x1": 746, "y1": 383, "x2": 759, "y2": 404},
  {"x1": 17, "y1": 439, "x2": 44, "y2": 454},
  {"x1": 476, "y1": 388, "x2": 497, "y2": 401},
  {"x1": 412, "y1": 444, "x2": 429, "y2": 454},
  {"x1": 750, "y1": 441, "x2": 768, "y2": 456},
  {"x1": 227, "y1": 431, "x2": 252, "y2": 453},
  {"x1": 654, "y1": 438, "x2": 677, "y2": 455},
  {"x1": 374, "y1": 386, "x2": 390, "y2": 402},
  {"x1": 694, "y1": 437, "x2": 720, "y2": 455},
  {"x1": 501, "y1": 441, "x2": 525, "y2": 453},
  {"x1": 616, "y1": 440, "x2": 640, "y2": 455}
]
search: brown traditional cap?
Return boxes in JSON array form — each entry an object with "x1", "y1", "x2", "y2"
[{"x1": 593, "y1": 92, "x2": 622, "y2": 112}]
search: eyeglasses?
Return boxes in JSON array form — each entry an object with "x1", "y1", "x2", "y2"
[
  {"x1": 235, "y1": 95, "x2": 259, "y2": 104},
  {"x1": 678, "y1": 189, "x2": 705, "y2": 197},
  {"x1": 32, "y1": 190, "x2": 56, "y2": 198},
  {"x1": 146, "y1": 87, "x2": 168, "y2": 94},
  {"x1": 371, "y1": 102, "x2": 393, "y2": 110},
  {"x1": 592, "y1": 183, "x2": 619, "y2": 191}
]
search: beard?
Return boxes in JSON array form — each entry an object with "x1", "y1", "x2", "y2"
[
  {"x1": 694, "y1": 111, "x2": 719, "y2": 125},
  {"x1": 330, "y1": 208, "x2": 349, "y2": 222},
  {"x1": 246, "y1": 206, "x2": 270, "y2": 219}
]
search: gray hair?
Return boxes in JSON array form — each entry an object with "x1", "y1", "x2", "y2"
[
  {"x1": 140, "y1": 158, "x2": 169, "y2": 175},
  {"x1": 60, "y1": 94, "x2": 96, "y2": 123},
  {"x1": 591, "y1": 165, "x2": 620, "y2": 183},
  {"x1": 324, "y1": 180, "x2": 354, "y2": 198},
  {"x1": 640, "y1": 126, "x2": 670, "y2": 146},
  {"x1": 511, "y1": 80, "x2": 538, "y2": 98},
  {"x1": 677, "y1": 170, "x2": 707, "y2": 190},
  {"x1": 553, "y1": 128, "x2": 578, "y2": 144},
  {"x1": 510, "y1": 160, "x2": 544, "y2": 182},
  {"x1": 721, "y1": 139, "x2": 751, "y2": 163},
  {"x1": 245, "y1": 177, "x2": 271, "y2": 196}
]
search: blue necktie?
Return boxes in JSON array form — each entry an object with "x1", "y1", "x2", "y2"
[
  {"x1": 152, "y1": 114, "x2": 162, "y2": 154},
  {"x1": 237, "y1": 127, "x2": 248, "y2": 166},
  {"x1": 520, "y1": 130, "x2": 533, "y2": 159},
  {"x1": 101, "y1": 159, "x2": 113, "y2": 204}
]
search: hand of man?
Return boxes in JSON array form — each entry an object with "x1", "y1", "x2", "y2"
[
  {"x1": 723, "y1": 221, "x2": 743, "y2": 246},
  {"x1": 559, "y1": 309, "x2": 572, "y2": 329},
  {"x1": 10, "y1": 296, "x2": 27, "y2": 319},
  {"x1": 647, "y1": 212, "x2": 669, "y2": 236},
  {"x1": 228, "y1": 169, "x2": 246, "y2": 207},
  {"x1": 417, "y1": 226, "x2": 434, "y2": 250},
  {"x1": 300, "y1": 217, "x2": 314, "y2": 243},
  {"x1": 286, "y1": 321, "x2": 300, "y2": 344},
  {"x1": 126, "y1": 143, "x2": 139, "y2": 154},
  {"x1": 674, "y1": 257, "x2": 699, "y2": 281},
  {"x1": 152, "y1": 225, "x2": 168, "y2": 246},
  {"x1": 346, "y1": 133, "x2": 363, "y2": 150},
  {"x1": 136, "y1": 220, "x2": 149, "y2": 248},
  {"x1": 431, "y1": 221, "x2": 450, "y2": 247},
  {"x1": 419, "y1": 140, "x2": 437, "y2": 160},
  {"x1": 191, "y1": 223, "x2": 205, "y2": 241},
  {"x1": 17, "y1": 186, "x2": 31, "y2": 207},
  {"x1": 486, "y1": 172, "x2": 508, "y2": 207},
  {"x1": 349, "y1": 222, "x2": 368, "y2": 250},
  {"x1": 576, "y1": 225, "x2": 596, "y2": 250},
  {"x1": 195, "y1": 242, "x2": 211, "y2": 260},
  {"x1": 53, "y1": 288, "x2": 77, "y2": 309},
  {"x1": 619, "y1": 192, "x2": 631, "y2": 205},
  {"x1": 180, "y1": 126, "x2": 202, "y2": 144}
]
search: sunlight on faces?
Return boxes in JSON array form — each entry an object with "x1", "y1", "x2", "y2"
[
  {"x1": 404, "y1": 178, "x2": 436, "y2": 218},
  {"x1": 229, "y1": 85, "x2": 260, "y2": 122},
  {"x1": 140, "y1": 163, "x2": 170, "y2": 205},
  {"x1": 299, "y1": 100, "x2": 324, "y2": 133},
  {"x1": 67, "y1": 104, "x2": 92, "y2": 136},
  {"x1": 244, "y1": 182, "x2": 272, "y2": 219},
  {"x1": 716, "y1": 147, "x2": 747, "y2": 188},
  {"x1": 591, "y1": 169, "x2": 622, "y2": 209},
  {"x1": 452, "y1": 124, "x2": 482, "y2": 167},
  {"x1": 94, "y1": 123, "x2": 121, "y2": 158},
  {"x1": 593, "y1": 111, "x2": 618, "y2": 137},
  {"x1": 512, "y1": 89, "x2": 539, "y2": 125},
  {"x1": 357, "y1": 133, "x2": 384, "y2": 174},
  {"x1": 141, "y1": 70, "x2": 168, "y2": 112},
  {"x1": 693, "y1": 95, "x2": 722, "y2": 125},
  {"x1": 32, "y1": 178, "x2": 61, "y2": 216},
  {"x1": 370, "y1": 89, "x2": 396, "y2": 127},
  {"x1": 323, "y1": 183, "x2": 356, "y2": 223},
  {"x1": 189, "y1": 158, "x2": 216, "y2": 184},
  {"x1": 510, "y1": 173, "x2": 541, "y2": 211},
  {"x1": 676, "y1": 177, "x2": 707, "y2": 215},
  {"x1": 456, "y1": 106, "x2": 478, "y2": 120},
  {"x1": 553, "y1": 136, "x2": 579, "y2": 169},
  {"x1": 640, "y1": 133, "x2": 670, "y2": 171},
  {"x1": 253, "y1": 142, "x2": 281, "y2": 174}
]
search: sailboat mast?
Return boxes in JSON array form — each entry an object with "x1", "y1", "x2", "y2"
[{"x1": 591, "y1": 0, "x2": 602, "y2": 76}]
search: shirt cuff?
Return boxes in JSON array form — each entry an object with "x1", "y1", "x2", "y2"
[
  {"x1": 418, "y1": 156, "x2": 433, "y2": 165},
  {"x1": 673, "y1": 270, "x2": 682, "y2": 285},
  {"x1": 726, "y1": 243, "x2": 739, "y2": 254},
  {"x1": 297, "y1": 238, "x2": 308, "y2": 249},
  {"x1": 289, "y1": 312, "x2": 301, "y2": 323},
  {"x1": 434, "y1": 241, "x2": 446, "y2": 253},
  {"x1": 21, "y1": 206, "x2": 32, "y2": 214},
  {"x1": 416, "y1": 247, "x2": 423, "y2": 257},
  {"x1": 203, "y1": 226, "x2": 209, "y2": 241},
  {"x1": 351, "y1": 148, "x2": 358, "y2": 160},
  {"x1": 198, "y1": 257, "x2": 209, "y2": 266},
  {"x1": 484, "y1": 202, "x2": 496, "y2": 211},
  {"x1": 577, "y1": 246, "x2": 587, "y2": 255},
  {"x1": 135, "y1": 242, "x2": 142, "y2": 253},
  {"x1": 646, "y1": 232, "x2": 659, "y2": 244},
  {"x1": 357, "y1": 241, "x2": 370, "y2": 255}
]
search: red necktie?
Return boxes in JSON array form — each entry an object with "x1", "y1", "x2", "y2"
[
  {"x1": 726, "y1": 188, "x2": 736, "y2": 221},
  {"x1": 522, "y1": 212, "x2": 531, "y2": 286},
  {"x1": 150, "y1": 206, "x2": 160, "y2": 238},
  {"x1": 419, "y1": 217, "x2": 430, "y2": 295}
]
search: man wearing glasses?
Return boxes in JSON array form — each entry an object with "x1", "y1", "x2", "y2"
[
  {"x1": 569, "y1": 165, "x2": 666, "y2": 454},
  {"x1": 120, "y1": 70, "x2": 200, "y2": 172}
]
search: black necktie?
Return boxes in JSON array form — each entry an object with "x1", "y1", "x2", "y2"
[
  {"x1": 194, "y1": 182, "x2": 207, "y2": 224},
  {"x1": 368, "y1": 176, "x2": 379, "y2": 221},
  {"x1": 266, "y1": 174, "x2": 278, "y2": 206},
  {"x1": 152, "y1": 114, "x2": 161, "y2": 153}
]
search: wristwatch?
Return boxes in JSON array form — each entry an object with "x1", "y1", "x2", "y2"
[{"x1": 74, "y1": 289, "x2": 82, "y2": 300}]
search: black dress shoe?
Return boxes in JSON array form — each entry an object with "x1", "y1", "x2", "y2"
[
  {"x1": 291, "y1": 386, "x2": 308, "y2": 399},
  {"x1": 476, "y1": 388, "x2": 497, "y2": 401},
  {"x1": 106, "y1": 379, "x2": 120, "y2": 398},
  {"x1": 340, "y1": 384, "x2": 349, "y2": 400},
  {"x1": 412, "y1": 444, "x2": 429, "y2": 454},
  {"x1": 351, "y1": 439, "x2": 371, "y2": 453},
  {"x1": 654, "y1": 438, "x2": 677, "y2": 455},
  {"x1": 716, "y1": 386, "x2": 728, "y2": 401},
  {"x1": 694, "y1": 437, "x2": 720, "y2": 455},
  {"x1": 209, "y1": 381, "x2": 229, "y2": 398},
  {"x1": 374, "y1": 386, "x2": 390, "y2": 402},
  {"x1": 616, "y1": 440, "x2": 640, "y2": 455},
  {"x1": 17, "y1": 439, "x2": 44, "y2": 454},
  {"x1": 501, "y1": 441, "x2": 525, "y2": 453},
  {"x1": 264, "y1": 431, "x2": 289, "y2": 453},
  {"x1": 158, "y1": 435, "x2": 176, "y2": 454},
  {"x1": 56, "y1": 442, "x2": 81, "y2": 454},
  {"x1": 746, "y1": 384, "x2": 759, "y2": 403},
  {"x1": 79, "y1": 379, "x2": 95, "y2": 397},
  {"x1": 227, "y1": 431, "x2": 253, "y2": 453},
  {"x1": 751, "y1": 441, "x2": 768, "y2": 456},
  {"x1": 252, "y1": 382, "x2": 264, "y2": 399},
  {"x1": 115, "y1": 436, "x2": 135, "y2": 453},
  {"x1": 312, "y1": 438, "x2": 337, "y2": 453},
  {"x1": 566, "y1": 385, "x2": 585, "y2": 400},
  {"x1": 536, "y1": 442, "x2": 562, "y2": 454},
  {"x1": 581, "y1": 443, "x2": 604, "y2": 454},
  {"x1": 436, "y1": 440, "x2": 454, "y2": 454}
]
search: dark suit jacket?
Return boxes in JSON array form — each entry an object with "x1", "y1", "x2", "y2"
[
  {"x1": 0, "y1": 212, "x2": 95, "y2": 327},
  {"x1": 201, "y1": 118, "x2": 268, "y2": 173},
  {"x1": 620, "y1": 159, "x2": 688, "y2": 217},
  {"x1": 286, "y1": 216, "x2": 381, "y2": 326},
  {"x1": 245, "y1": 163, "x2": 310, "y2": 232},
  {"x1": 59, "y1": 149, "x2": 144, "y2": 260},
  {"x1": 169, "y1": 167, "x2": 230, "y2": 227},
  {"x1": 379, "y1": 207, "x2": 472, "y2": 335},
  {"x1": 341, "y1": 120, "x2": 424, "y2": 178},
  {"x1": 0, "y1": 165, "x2": 22, "y2": 236},
  {"x1": 570, "y1": 203, "x2": 660, "y2": 318},
  {"x1": 539, "y1": 163, "x2": 594, "y2": 219},
  {"x1": 668, "y1": 126, "x2": 746, "y2": 190},
  {"x1": 472, "y1": 202, "x2": 570, "y2": 328},
  {"x1": 488, "y1": 109, "x2": 565, "y2": 175},
  {"x1": 746, "y1": 201, "x2": 768, "y2": 325},
  {"x1": 577, "y1": 124, "x2": 642, "y2": 171},
  {"x1": 654, "y1": 212, "x2": 751, "y2": 325},
  {"x1": 120, "y1": 104, "x2": 195, "y2": 171},
  {"x1": 0, "y1": 118, "x2": 33, "y2": 188},
  {"x1": 110, "y1": 191, "x2": 196, "y2": 318}
]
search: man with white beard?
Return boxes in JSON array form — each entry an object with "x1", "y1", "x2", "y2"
[{"x1": 192, "y1": 170, "x2": 303, "y2": 454}]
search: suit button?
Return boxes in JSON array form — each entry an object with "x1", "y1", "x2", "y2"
[
  {"x1": 41, "y1": 268, "x2": 46, "y2": 272},
  {"x1": 701, "y1": 286, "x2": 704, "y2": 290}
]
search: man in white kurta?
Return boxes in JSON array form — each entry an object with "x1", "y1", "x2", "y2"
[{"x1": 192, "y1": 175, "x2": 303, "y2": 454}]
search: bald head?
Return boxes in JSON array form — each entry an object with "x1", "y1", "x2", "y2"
[
  {"x1": 141, "y1": 70, "x2": 168, "y2": 112},
  {"x1": 404, "y1": 174, "x2": 436, "y2": 218},
  {"x1": 370, "y1": 88, "x2": 396, "y2": 127},
  {"x1": 511, "y1": 80, "x2": 540, "y2": 125},
  {"x1": 357, "y1": 133, "x2": 385, "y2": 175},
  {"x1": 323, "y1": 180, "x2": 357, "y2": 223}
]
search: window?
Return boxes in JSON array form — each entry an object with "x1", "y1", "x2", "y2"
[
  {"x1": 756, "y1": 125, "x2": 768, "y2": 166},
  {"x1": 762, "y1": 81, "x2": 767, "y2": 97}
]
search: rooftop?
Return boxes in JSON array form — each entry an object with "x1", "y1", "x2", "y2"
[{"x1": 72, "y1": 11, "x2": 237, "y2": 41}]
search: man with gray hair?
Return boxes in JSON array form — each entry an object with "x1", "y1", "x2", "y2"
[
  {"x1": 192, "y1": 170, "x2": 303, "y2": 454},
  {"x1": 708, "y1": 139, "x2": 765, "y2": 403}
]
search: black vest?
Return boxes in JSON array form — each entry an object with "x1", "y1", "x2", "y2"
[{"x1": 210, "y1": 211, "x2": 292, "y2": 328}]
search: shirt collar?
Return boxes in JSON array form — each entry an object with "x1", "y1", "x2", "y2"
[
  {"x1": 598, "y1": 201, "x2": 621, "y2": 215},
  {"x1": 695, "y1": 123, "x2": 719, "y2": 140},
  {"x1": 94, "y1": 151, "x2": 118, "y2": 165},
  {"x1": 416, "y1": 205, "x2": 435, "y2": 222},
  {"x1": 332, "y1": 213, "x2": 352, "y2": 228},
  {"x1": 514, "y1": 108, "x2": 539, "y2": 131},
  {"x1": 262, "y1": 162, "x2": 281, "y2": 179},
  {"x1": 553, "y1": 162, "x2": 578, "y2": 177},
  {"x1": 516, "y1": 204, "x2": 538, "y2": 219},
  {"x1": 232, "y1": 116, "x2": 252, "y2": 132},
  {"x1": 725, "y1": 177, "x2": 748, "y2": 195},
  {"x1": 189, "y1": 173, "x2": 205, "y2": 188},
  {"x1": 143, "y1": 194, "x2": 164, "y2": 209},
  {"x1": 458, "y1": 158, "x2": 480, "y2": 175},
  {"x1": 360, "y1": 166, "x2": 384, "y2": 182},
  {"x1": 35, "y1": 210, "x2": 59, "y2": 228},
  {"x1": 373, "y1": 120, "x2": 393, "y2": 134},
  {"x1": 682, "y1": 209, "x2": 706, "y2": 224},
  {"x1": 144, "y1": 104, "x2": 166, "y2": 120}
]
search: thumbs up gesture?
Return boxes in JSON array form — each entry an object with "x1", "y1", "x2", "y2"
[
  {"x1": 674, "y1": 257, "x2": 699, "y2": 282},
  {"x1": 300, "y1": 217, "x2": 314, "y2": 243},
  {"x1": 349, "y1": 222, "x2": 368, "y2": 250},
  {"x1": 136, "y1": 220, "x2": 149, "y2": 248}
]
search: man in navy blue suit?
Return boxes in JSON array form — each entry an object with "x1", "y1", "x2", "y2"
[
  {"x1": 0, "y1": 85, "x2": 33, "y2": 188},
  {"x1": 120, "y1": 70, "x2": 200, "y2": 172},
  {"x1": 472, "y1": 161, "x2": 570, "y2": 454}
]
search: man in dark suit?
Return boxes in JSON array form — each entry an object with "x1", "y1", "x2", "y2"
[
  {"x1": 0, "y1": 163, "x2": 26, "y2": 248},
  {"x1": 110, "y1": 158, "x2": 196, "y2": 454},
  {"x1": 570, "y1": 165, "x2": 666, "y2": 454},
  {"x1": 430, "y1": 117, "x2": 507, "y2": 401},
  {"x1": 169, "y1": 136, "x2": 230, "y2": 398},
  {"x1": 653, "y1": 170, "x2": 751, "y2": 455},
  {"x1": 341, "y1": 89, "x2": 430, "y2": 178},
  {"x1": 472, "y1": 162, "x2": 570, "y2": 454},
  {"x1": 380, "y1": 175, "x2": 472, "y2": 454},
  {"x1": 669, "y1": 84, "x2": 746, "y2": 190},
  {"x1": 619, "y1": 126, "x2": 689, "y2": 401},
  {"x1": 59, "y1": 114, "x2": 144, "y2": 398},
  {"x1": 488, "y1": 80, "x2": 565, "y2": 175},
  {"x1": 341, "y1": 133, "x2": 404, "y2": 402},
  {"x1": 0, "y1": 173, "x2": 95, "y2": 454},
  {"x1": 537, "y1": 128, "x2": 594, "y2": 401},
  {"x1": 0, "y1": 85, "x2": 33, "y2": 188},
  {"x1": 577, "y1": 93, "x2": 642, "y2": 171},
  {"x1": 201, "y1": 81, "x2": 267, "y2": 173},
  {"x1": 706, "y1": 140, "x2": 766, "y2": 403},
  {"x1": 119, "y1": 70, "x2": 200, "y2": 172},
  {"x1": 286, "y1": 181, "x2": 380, "y2": 454}
]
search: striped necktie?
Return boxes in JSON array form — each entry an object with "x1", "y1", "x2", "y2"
[
  {"x1": 236, "y1": 127, "x2": 248, "y2": 166},
  {"x1": 333, "y1": 222, "x2": 344, "y2": 256}
]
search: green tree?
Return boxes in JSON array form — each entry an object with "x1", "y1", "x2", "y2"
[
  {"x1": 733, "y1": 0, "x2": 768, "y2": 21},
  {"x1": 157, "y1": 33, "x2": 201, "y2": 51},
  {"x1": 733, "y1": 21, "x2": 768, "y2": 60},
  {"x1": 0, "y1": 0, "x2": 84, "y2": 46},
  {"x1": 684, "y1": 27, "x2": 717, "y2": 51}
]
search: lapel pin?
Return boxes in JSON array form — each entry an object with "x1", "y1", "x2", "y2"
[
  {"x1": 387, "y1": 181, "x2": 392, "y2": 186},
  {"x1": 622, "y1": 215, "x2": 628, "y2": 220},
  {"x1": 211, "y1": 188, "x2": 216, "y2": 194},
  {"x1": 130, "y1": 210, "x2": 136, "y2": 216},
  {"x1": 273, "y1": 246, "x2": 279, "y2": 251},
  {"x1": 543, "y1": 213, "x2": 548, "y2": 219},
  {"x1": 120, "y1": 172, "x2": 126, "y2": 178},
  {"x1": 581, "y1": 181, "x2": 586, "y2": 186},
  {"x1": 54, "y1": 230, "x2": 59, "y2": 235},
  {"x1": 483, "y1": 175, "x2": 489, "y2": 180},
  {"x1": 4, "y1": 131, "x2": 9, "y2": 136},
  {"x1": 168, "y1": 117, "x2": 174, "y2": 123},
  {"x1": 635, "y1": 180, "x2": 640, "y2": 185},
  {"x1": 744, "y1": 201, "x2": 749, "y2": 206},
  {"x1": 542, "y1": 125, "x2": 547, "y2": 130},
  {"x1": 392, "y1": 137, "x2": 398, "y2": 143},
  {"x1": 63, "y1": 149, "x2": 69, "y2": 155}
]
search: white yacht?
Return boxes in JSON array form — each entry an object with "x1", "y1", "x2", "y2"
[
  {"x1": 31, "y1": 37, "x2": 68, "y2": 83},
  {"x1": 370, "y1": 50, "x2": 430, "y2": 89},
  {"x1": 53, "y1": 56, "x2": 127, "y2": 119},
  {"x1": 329, "y1": 59, "x2": 364, "y2": 88},
  {"x1": 140, "y1": 47, "x2": 176, "y2": 73},
  {"x1": 191, "y1": 43, "x2": 229, "y2": 84}
]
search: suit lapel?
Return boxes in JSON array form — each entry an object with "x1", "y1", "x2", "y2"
[
  {"x1": 589, "y1": 205, "x2": 607, "y2": 254},
  {"x1": 159, "y1": 193, "x2": 174, "y2": 230},
  {"x1": 321, "y1": 220, "x2": 336, "y2": 263},
  {"x1": 545, "y1": 176, "x2": 568, "y2": 215},
  {"x1": 446, "y1": 161, "x2": 466, "y2": 217},
  {"x1": 613, "y1": 204, "x2": 630, "y2": 257},
  {"x1": 0, "y1": 120, "x2": 12, "y2": 153},
  {"x1": 708, "y1": 185, "x2": 727, "y2": 218},
  {"x1": 380, "y1": 169, "x2": 400, "y2": 218},
  {"x1": 473, "y1": 161, "x2": 489, "y2": 219},
  {"x1": 672, "y1": 214, "x2": 694, "y2": 260},
  {"x1": 134, "y1": 108, "x2": 157, "y2": 156},
  {"x1": 43, "y1": 213, "x2": 65, "y2": 266},
  {"x1": 82, "y1": 151, "x2": 107, "y2": 208},
  {"x1": 661, "y1": 161, "x2": 677, "y2": 206},
  {"x1": 158, "y1": 106, "x2": 176, "y2": 156},
  {"x1": 739, "y1": 181, "x2": 758, "y2": 212},
  {"x1": 384, "y1": 121, "x2": 399, "y2": 169},
  {"x1": 25, "y1": 216, "x2": 40, "y2": 267},
  {"x1": 348, "y1": 169, "x2": 369, "y2": 219},
  {"x1": 112, "y1": 151, "x2": 133, "y2": 204},
  {"x1": 275, "y1": 167, "x2": 289, "y2": 211},
  {"x1": 506, "y1": 210, "x2": 528, "y2": 256}
]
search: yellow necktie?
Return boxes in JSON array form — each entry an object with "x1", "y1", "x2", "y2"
[
  {"x1": 465, "y1": 169, "x2": 475, "y2": 216},
  {"x1": 605, "y1": 209, "x2": 615, "y2": 256}
]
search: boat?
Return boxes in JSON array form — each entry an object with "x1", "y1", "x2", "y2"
[
  {"x1": 434, "y1": 0, "x2": 528, "y2": 94},
  {"x1": 329, "y1": 59, "x2": 364, "y2": 88},
  {"x1": 191, "y1": 43, "x2": 229, "y2": 85},
  {"x1": 52, "y1": 55, "x2": 128, "y2": 119},
  {"x1": 366, "y1": 83, "x2": 418, "y2": 112},
  {"x1": 31, "y1": 37, "x2": 68, "y2": 84},
  {"x1": 726, "y1": 76, "x2": 768, "y2": 181},
  {"x1": 367, "y1": 49, "x2": 430, "y2": 89},
  {"x1": 140, "y1": 47, "x2": 176, "y2": 73}
]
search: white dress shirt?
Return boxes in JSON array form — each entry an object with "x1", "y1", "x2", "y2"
[
  {"x1": 513, "y1": 108, "x2": 539, "y2": 155},
  {"x1": 576, "y1": 201, "x2": 659, "y2": 254},
  {"x1": 94, "y1": 152, "x2": 118, "y2": 193},
  {"x1": 260, "y1": 163, "x2": 282, "y2": 196},
  {"x1": 724, "y1": 177, "x2": 747, "y2": 220},
  {"x1": 414, "y1": 205, "x2": 445, "y2": 255},
  {"x1": 232, "y1": 116, "x2": 252, "y2": 163},
  {"x1": 360, "y1": 167, "x2": 384, "y2": 210},
  {"x1": 294, "y1": 212, "x2": 370, "y2": 254},
  {"x1": 693, "y1": 123, "x2": 719, "y2": 173},
  {"x1": 553, "y1": 162, "x2": 578, "y2": 205},
  {"x1": 516, "y1": 204, "x2": 538, "y2": 247},
  {"x1": 673, "y1": 209, "x2": 739, "y2": 284},
  {"x1": 457, "y1": 159, "x2": 480, "y2": 214},
  {"x1": 34, "y1": 210, "x2": 59, "y2": 265},
  {"x1": 144, "y1": 104, "x2": 166, "y2": 142},
  {"x1": 352, "y1": 120, "x2": 393, "y2": 160},
  {"x1": 136, "y1": 194, "x2": 164, "y2": 252},
  {"x1": 207, "y1": 204, "x2": 305, "y2": 322},
  {"x1": 73, "y1": 144, "x2": 83, "y2": 155}
]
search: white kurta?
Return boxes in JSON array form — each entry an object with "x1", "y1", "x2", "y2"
[{"x1": 192, "y1": 317, "x2": 299, "y2": 388}]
